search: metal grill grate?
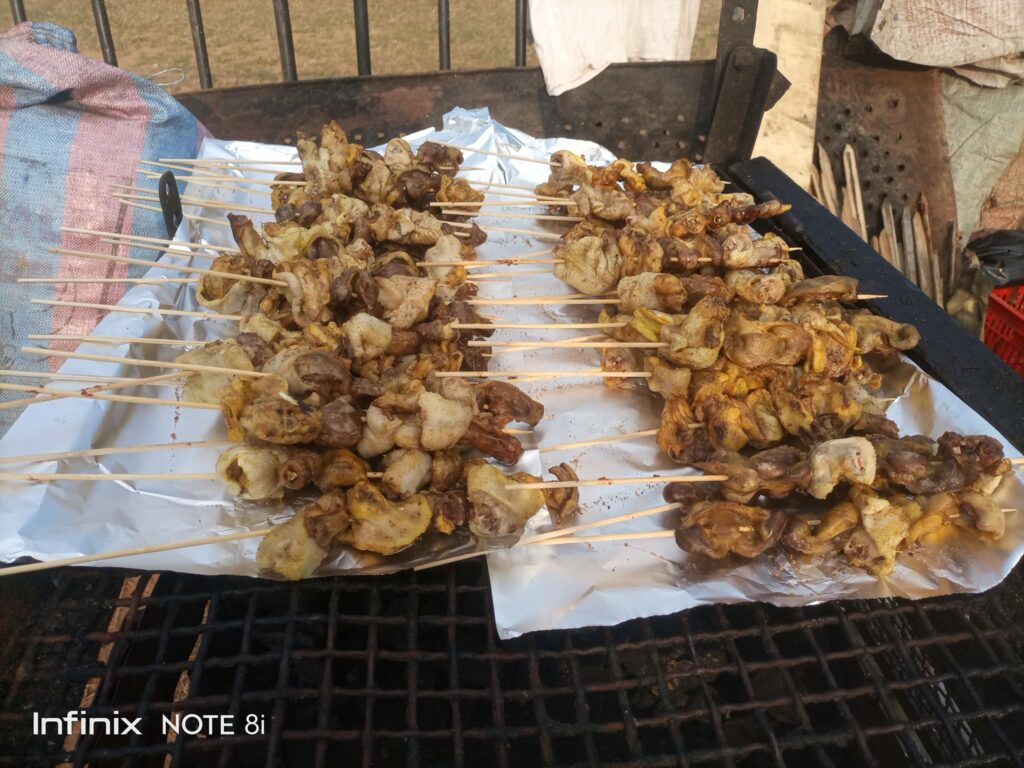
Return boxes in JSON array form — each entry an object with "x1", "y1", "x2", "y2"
[{"x1": 2, "y1": 563, "x2": 1023, "y2": 767}]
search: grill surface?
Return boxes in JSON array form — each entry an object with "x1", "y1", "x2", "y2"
[{"x1": 2, "y1": 562, "x2": 1023, "y2": 767}]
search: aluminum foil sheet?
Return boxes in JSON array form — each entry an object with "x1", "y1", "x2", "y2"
[{"x1": 0, "y1": 109, "x2": 1020, "y2": 629}]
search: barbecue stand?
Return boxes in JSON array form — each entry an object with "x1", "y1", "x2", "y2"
[{"x1": 3, "y1": 3, "x2": 1024, "y2": 765}]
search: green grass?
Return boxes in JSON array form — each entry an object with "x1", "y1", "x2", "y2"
[{"x1": 24, "y1": 1, "x2": 718, "y2": 93}]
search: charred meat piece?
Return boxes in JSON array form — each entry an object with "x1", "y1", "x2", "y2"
[
  {"x1": 216, "y1": 445, "x2": 290, "y2": 500},
  {"x1": 676, "y1": 501, "x2": 788, "y2": 559},
  {"x1": 724, "y1": 314, "x2": 812, "y2": 369},
  {"x1": 381, "y1": 448, "x2": 433, "y2": 500},
  {"x1": 553, "y1": 233, "x2": 624, "y2": 296},
  {"x1": 663, "y1": 481, "x2": 721, "y2": 507},
  {"x1": 236, "y1": 332, "x2": 275, "y2": 369},
  {"x1": 659, "y1": 296, "x2": 730, "y2": 369},
  {"x1": 176, "y1": 340, "x2": 255, "y2": 405},
  {"x1": 317, "y1": 449, "x2": 369, "y2": 491},
  {"x1": 475, "y1": 381, "x2": 545, "y2": 427},
  {"x1": 784, "y1": 501, "x2": 859, "y2": 555},
  {"x1": 848, "y1": 311, "x2": 920, "y2": 355},
  {"x1": 806, "y1": 437, "x2": 877, "y2": 499},
  {"x1": 936, "y1": 432, "x2": 1005, "y2": 473},
  {"x1": 341, "y1": 481, "x2": 432, "y2": 555},
  {"x1": 424, "y1": 490, "x2": 471, "y2": 534},
  {"x1": 330, "y1": 266, "x2": 382, "y2": 316},
  {"x1": 465, "y1": 461, "x2": 545, "y2": 538},
  {"x1": 781, "y1": 275, "x2": 859, "y2": 306},
  {"x1": 240, "y1": 394, "x2": 323, "y2": 445},
  {"x1": 843, "y1": 485, "x2": 921, "y2": 577},
  {"x1": 618, "y1": 272, "x2": 687, "y2": 313},
  {"x1": 658, "y1": 396, "x2": 714, "y2": 464},
  {"x1": 543, "y1": 463, "x2": 581, "y2": 527},
  {"x1": 280, "y1": 450, "x2": 322, "y2": 490},
  {"x1": 256, "y1": 491, "x2": 351, "y2": 580},
  {"x1": 317, "y1": 397, "x2": 362, "y2": 449},
  {"x1": 431, "y1": 448, "x2": 467, "y2": 491},
  {"x1": 696, "y1": 447, "x2": 808, "y2": 503},
  {"x1": 460, "y1": 418, "x2": 525, "y2": 466}
]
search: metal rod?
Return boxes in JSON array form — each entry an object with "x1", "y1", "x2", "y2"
[
  {"x1": 9, "y1": 0, "x2": 26, "y2": 24},
  {"x1": 185, "y1": 0, "x2": 213, "y2": 89},
  {"x1": 272, "y1": 0, "x2": 298, "y2": 82},
  {"x1": 438, "y1": 0, "x2": 451, "y2": 70},
  {"x1": 353, "y1": 0, "x2": 372, "y2": 76},
  {"x1": 90, "y1": 0, "x2": 117, "y2": 66},
  {"x1": 514, "y1": 0, "x2": 527, "y2": 66}
]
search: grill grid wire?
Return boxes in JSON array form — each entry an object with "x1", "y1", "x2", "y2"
[{"x1": 2, "y1": 563, "x2": 1023, "y2": 767}]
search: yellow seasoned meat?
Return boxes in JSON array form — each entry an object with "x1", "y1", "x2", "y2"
[{"x1": 342, "y1": 481, "x2": 433, "y2": 555}]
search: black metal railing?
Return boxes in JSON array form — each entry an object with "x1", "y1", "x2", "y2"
[{"x1": 7, "y1": 0, "x2": 531, "y2": 88}]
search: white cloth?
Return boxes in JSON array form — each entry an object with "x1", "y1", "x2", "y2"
[{"x1": 529, "y1": 0, "x2": 701, "y2": 96}]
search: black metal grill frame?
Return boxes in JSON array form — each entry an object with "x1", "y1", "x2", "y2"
[{"x1": 2, "y1": 562, "x2": 1023, "y2": 767}]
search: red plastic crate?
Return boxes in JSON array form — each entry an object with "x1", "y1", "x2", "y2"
[{"x1": 984, "y1": 285, "x2": 1024, "y2": 376}]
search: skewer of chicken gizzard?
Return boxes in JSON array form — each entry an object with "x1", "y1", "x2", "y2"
[
  {"x1": 14, "y1": 121, "x2": 596, "y2": 577},
  {"x1": 658, "y1": 430, "x2": 1014, "y2": 577},
  {"x1": 519, "y1": 150, "x2": 794, "y2": 296}
]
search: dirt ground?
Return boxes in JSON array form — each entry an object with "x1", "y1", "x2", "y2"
[{"x1": 25, "y1": 0, "x2": 720, "y2": 92}]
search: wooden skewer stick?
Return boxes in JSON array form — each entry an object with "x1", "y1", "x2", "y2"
[
  {"x1": 541, "y1": 429, "x2": 661, "y2": 454},
  {"x1": 464, "y1": 189, "x2": 567, "y2": 203},
  {"x1": 506, "y1": 474, "x2": 728, "y2": 490},
  {"x1": 32, "y1": 298, "x2": 242, "y2": 322},
  {"x1": 160, "y1": 156, "x2": 301, "y2": 166},
  {"x1": 1, "y1": 471, "x2": 220, "y2": 483},
  {"x1": 465, "y1": 269, "x2": 553, "y2": 279},
  {"x1": 115, "y1": 190, "x2": 274, "y2": 216},
  {"x1": 534, "y1": 530, "x2": 676, "y2": 545},
  {"x1": 115, "y1": 180, "x2": 273, "y2": 199},
  {"x1": 28, "y1": 334, "x2": 208, "y2": 347},
  {"x1": 452, "y1": 321, "x2": 626, "y2": 330},
  {"x1": 22, "y1": 346, "x2": 269, "y2": 379},
  {"x1": 99, "y1": 238, "x2": 222, "y2": 261},
  {"x1": 118, "y1": 198, "x2": 175, "y2": 217},
  {"x1": 158, "y1": 156, "x2": 480, "y2": 172},
  {"x1": 429, "y1": 258, "x2": 561, "y2": 269},
  {"x1": 489, "y1": 333, "x2": 603, "y2": 357},
  {"x1": 142, "y1": 169, "x2": 307, "y2": 188},
  {"x1": 467, "y1": 259, "x2": 562, "y2": 268},
  {"x1": 0, "y1": 382, "x2": 218, "y2": 410},
  {"x1": 1010, "y1": 457, "x2": 1024, "y2": 465},
  {"x1": 436, "y1": 370, "x2": 652, "y2": 379},
  {"x1": 143, "y1": 159, "x2": 293, "y2": 175},
  {"x1": 443, "y1": 220, "x2": 565, "y2": 241},
  {"x1": 61, "y1": 226, "x2": 238, "y2": 253},
  {"x1": 430, "y1": 140, "x2": 554, "y2": 166},
  {"x1": 471, "y1": 340, "x2": 663, "y2": 349},
  {"x1": 0, "y1": 371, "x2": 187, "y2": 412},
  {"x1": 184, "y1": 210, "x2": 233, "y2": 229},
  {"x1": 19, "y1": 276, "x2": 196, "y2": 286},
  {"x1": 431, "y1": 199, "x2": 577, "y2": 208},
  {"x1": 442, "y1": 209, "x2": 584, "y2": 223},
  {"x1": 520, "y1": 502, "x2": 683, "y2": 545},
  {"x1": 414, "y1": 504, "x2": 683, "y2": 570},
  {"x1": 0, "y1": 439, "x2": 234, "y2": 466},
  {"x1": 466, "y1": 297, "x2": 619, "y2": 306},
  {"x1": 0, "y1": 528, "x2": 271, "y2": 577},
  {"x1": 1, "y1": 370, "x2": 135, "y2": 384},
  {"x1": 464, "y1": 180, "x2": 545, "y2": 193},
  {"x1": 49, "y1": 247, "x2": 286, "y2": 287}
]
